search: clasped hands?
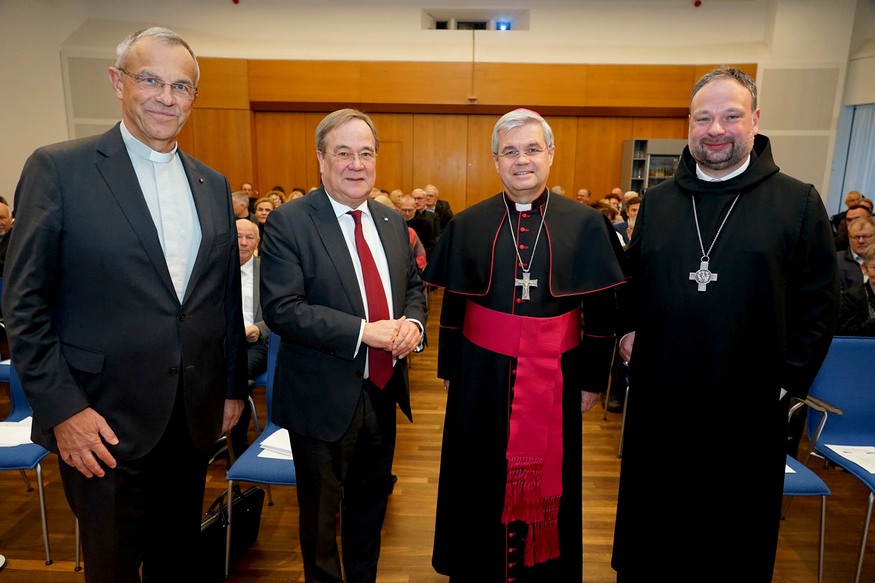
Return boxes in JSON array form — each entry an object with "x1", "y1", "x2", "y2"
[{"x1": 363, "y1": 316, "x2": 420, "y2": 360}]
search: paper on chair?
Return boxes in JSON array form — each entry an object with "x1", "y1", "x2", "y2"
[
  {"x1": 0, "y1": 416, "x2": 34, "y2": 447},
  {"x1": 824, "y1": 445, "x2": 875, "y2": 473},
  {"x1": 785, "y1": 464, "x2": 795, "y2": 474},
  {"x1": 259, "y1": 427, "x2": 293, "y2": 460}
]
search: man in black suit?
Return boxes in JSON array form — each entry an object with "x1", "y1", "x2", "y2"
[
  {"x1": 260, "y1": 108, "x2": 426, "y2": 583},
  {"x1": 409, "y1": 188, "x2": 441, "y2": 260},
  {"x1": 838, "y1": 216, "x2": 875, "y2": 290},
  {"x1": 424, "y1": 183, "x2": 454, "y2": 231},
  {"x1": 830, "y1": 189, "x2": 863, "y2": 236},
  {"x1": 229, "y1": 218, "x2": 270, "y2": 456},
  {"x1": 3, "y1": 27, "x2": 248, "y2": 582}
]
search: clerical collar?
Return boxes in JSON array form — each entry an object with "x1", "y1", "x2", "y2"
[
  {"x1": 696, "y1": 155, "x2": 751, "y2": 182},
  {"x1": 120, "y1": 121, "x2": 178, "y2": 162}
]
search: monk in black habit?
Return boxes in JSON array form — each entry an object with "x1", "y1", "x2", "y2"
[
  {"x1": 611, "y1": 68, "x2": 838, "y2": 581},
  {"x1": 422, "y1": 108, "x2": 625, "y2": 583}
]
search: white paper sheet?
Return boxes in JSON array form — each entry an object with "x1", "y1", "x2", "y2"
[
  {"x1": 0, "y1": 416, "x2": 34, "y2": 447},
  {"x1": 824, "y1": 445, "x2": 875, "y2": 473},
  {"x1": 785, "y1": 464, "x2": 796, "y2": 474},
  {"x1": 259, "y1": 427, "x2": 293, "y2": 460}
]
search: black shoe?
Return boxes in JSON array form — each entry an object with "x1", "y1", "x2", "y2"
[{"x1": 607, "y1": 394, "x2": 624, "y2": 413}]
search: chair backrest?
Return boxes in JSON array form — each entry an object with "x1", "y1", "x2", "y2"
[
  {"x1": 806, "y1": 336, "x2": 875, "y2": 447},
  {"x1": 6, "y1": 364, "x2": 34, "y2": 423}
]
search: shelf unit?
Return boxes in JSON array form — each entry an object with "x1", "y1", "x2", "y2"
[{"x1": 620, "y1": 138, "x2": 686, "y2": 194}]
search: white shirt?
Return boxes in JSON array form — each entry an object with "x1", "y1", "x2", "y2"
[
  {"x1": 240, "y1": 256, "x2": 255, "y2": 328},
  {"x1": 121, "y1": 122, "x2": 202, "y2": 303}
]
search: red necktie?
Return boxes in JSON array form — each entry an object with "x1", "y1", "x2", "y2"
[{"x1": 348, "y1": 210, "x2": 393, "y2": 388}]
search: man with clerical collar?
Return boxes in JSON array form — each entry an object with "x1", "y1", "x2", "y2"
[
  {"x1": 611, "y1": 67, "x2": 838, "y2": 581},
  {"x1": 423, "y1": 108, "x2": 624, "y2": 582}
]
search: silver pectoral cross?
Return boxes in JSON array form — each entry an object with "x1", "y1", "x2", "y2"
[
  {"x1": 515, "y1": 271, "x2": 538, "y2": 300},
  {"x1": 689, "y1": 260, "x2": 718, "y2": 292}
]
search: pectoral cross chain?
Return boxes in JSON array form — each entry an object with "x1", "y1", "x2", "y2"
[
  {"x1": 515, "y1": 271, "x2": 538, "y2": 301},
  {"x1": 689, "y1": 260, "x2": 718, "y2": 292}
]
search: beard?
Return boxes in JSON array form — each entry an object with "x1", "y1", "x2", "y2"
[{"x1": 689, "y1": 132, "x2": 754, "y2": 172}]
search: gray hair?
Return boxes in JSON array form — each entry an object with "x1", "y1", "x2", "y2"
[
  {"x1": 315, "y1": 109, "x2": 380, "y2": 153},
  {"x1": 491, "y1": 108, "x2": 554, "y2": 154},
  {"x1": 115, "y1": 27, "x2": 200, "y2": 85},
  {"x1": 691, "y1": 67, "x2": 757, "y2": 111}
]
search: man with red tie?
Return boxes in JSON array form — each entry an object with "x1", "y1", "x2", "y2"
[{"x1": 260, "y1": 109, "x2": 426, "y2": 583}]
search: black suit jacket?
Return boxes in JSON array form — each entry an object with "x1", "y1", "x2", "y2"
[
  {"x1": 837, "y1": 248, "x2": 864, "y2": 290},
  {"x1": 430, "y1": 199, "x2": 454, "y2": 231},
  {"x1": 3, "y1": 124, "x2": 248, "y2": 457},
  {"x1": 260, "y1": 187, "x2": 427, "y2": 442},
  {"x1": 837, "y1": 283, "x2": 875, "y2": 336}
]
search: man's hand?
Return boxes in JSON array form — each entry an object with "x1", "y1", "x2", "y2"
[
  {"x1": 244, "y1": 324, "x2": 261, "y2": 344},
  {"x1": 363, "y1": 317, "x2": 421, "y2": 359},
  {"x1": 619, "y1": 332, "x2": 635, "y2": 365},
  {"x1": 222, "y1": 399, "x2": 245, "y2": 435},
  {"x1": 55, "y1": 408, "x2": 119, "y2": 478},
  {"x1": 389, "y1": 317, "x2": 421, "y2": 359},
  {"x1": 581, "y1": 391, "x2": 600, "y2": 413}
]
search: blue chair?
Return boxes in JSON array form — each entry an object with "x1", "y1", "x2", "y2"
[
  {"x1": 804, "y1": 336, "x2": 875, "y2": 583},
  {"x1": 0, "y1": 364, "x2": 53, "y2": 565},
  {"x1": 783, "y1": 397, "x2": 832, "y2": 583},
  {"x1": 223, "y1": 331, "x2": 296, "y2": 578}
]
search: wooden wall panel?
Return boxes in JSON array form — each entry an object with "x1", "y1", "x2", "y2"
[
  {"x1": 546, "y1": 116, "x2": 580, "y2": 200},
  {"x1": 189, "y1": 109, "x2": 253, "y2": 193},
  {"x1": 248, "y1": 60, "x2": 363, "y2": 103},
  {"x1": 465, "y1": 116, "x2": 503, "y2": 207},
  {"x1": 369, "y1": 114, "x2": 414, "y2": 193},
  {"x1": 631, "y1": 117, "x2": 688, "y2": 139},
  {"x1": 195, "y1": 58, "x2": 250, "y2": 110},
  {"x1": 411, "y1": 114, "x2": 469, "y2": 213},
  {"x1": 253, "y1": 112, "x2": 311, "y2": 195},
  {"x1": 574, "y1": 117, "x2": 635, "y2": 199},
  {"x1": 361, "y1": 63, "x2": 472, "y2": 105},
  {"x1": 585, "y1": 65, "x2": 697, "y2": 109},
  {"x1": 474, "y1": 64, "x2": 588, "y2": 107}
]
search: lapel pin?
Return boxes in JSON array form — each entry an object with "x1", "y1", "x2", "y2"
[
  {"x1": 384, "y1": 217, "x2": 389, "y2": 221},
  {"x1": 198, "y1": 178, "x2": 204, "y2": 183}
]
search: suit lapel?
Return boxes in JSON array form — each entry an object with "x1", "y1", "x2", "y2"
[
  {"x1": 308, "y1": 190, "x2": 367, "y2": 317},
  {"x1": 178, "y1": 150, "x2": 214, "y2": 303},
  {"x1": 95, "y1": 127, "x2": 177, "y2": 301}
]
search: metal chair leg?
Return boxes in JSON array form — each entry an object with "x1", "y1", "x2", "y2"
[
  {"x1": 854, "y1": 491, "x2": 873, "y2": 583},
  {"x1": 225, "y1": 479, "x2": 234, "y2": 579},
  {"x1": 35, "y1": 463, "x2": 52, "y2": 565},
  {"x1": 19, "y1": 468, "x2": 33, "y2": 491},
  {"x1": 75, "y1": 518, "x2": 82, "y2": 571}
]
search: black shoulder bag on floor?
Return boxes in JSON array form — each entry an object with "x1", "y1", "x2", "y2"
[{"x1": 199, "y1": 484, "x2": 265, "y2": 581}]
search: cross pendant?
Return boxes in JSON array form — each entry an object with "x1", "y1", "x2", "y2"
[
  {"x1": 514, "y1": 271, "x2": 538, "y2": 301},
  {"x1": 689, "y1": 260, "x2": 718, "y2": 292}
]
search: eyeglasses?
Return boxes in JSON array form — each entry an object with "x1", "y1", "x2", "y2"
[
  {"x1": 850, "y1": 233, "x2": 874, "y2": 241},
  {"x1": 323, "y1": 150, "x2": 377, "y2": 164},
  {"x1": 496, "y1": 146, "x2": 549, "y2": 160},
  {"x1": 118, "y1": 68, "x2": 197, "y2": 100}
]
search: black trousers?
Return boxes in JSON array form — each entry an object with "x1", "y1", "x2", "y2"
[
  {"x1": 289, "y1": 381, "x2": 398, "y2": 583},
  {"x1": 59, "y1": 386, "x2": 210, "y2": 583}
]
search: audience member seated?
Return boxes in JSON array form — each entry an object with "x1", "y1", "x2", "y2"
[
  {"x1": 375, "y1": 194, "x2": 426, "y2": 272},
  {"x1": 830, "y1": 189, "x2": 862, "y2": 236},
  {"x1": 576, "y1": 188, "x2": 591, "y2": 204},
  {"x1": 410, "y1": 188, "x2": 441, "y2": 260},
  {"x1": 614, "y1": 195, "x2": 640, "y2": 246},
  {"x1": 835, "y1": 203, "x2": 872, "y2": 252},
  {"x1": 268, "y1": 190, "x2": 286, "y2": 207},
  {"x1": 838, "y1": 216, "x2": 875, "y2": 290},
  {"x1": 253, "y1": 195, "x2": 277, "y2": 240},
  {"x1": 232, "y1": 190, "x2": 256, "y2": 223},
  {"x1": 424, "y1": 183, "x2": 454, "y2": 231},
  {"x1": 837, "y1": 243, "x2": 875, "y2": 336},
  {"x1": 229, "y1": 219, "x2": 271, "y2": 457}
]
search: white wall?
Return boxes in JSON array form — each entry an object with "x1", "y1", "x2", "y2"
[{"x1": 2, "y1": 0, "x2": 872, "y2": 207}]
